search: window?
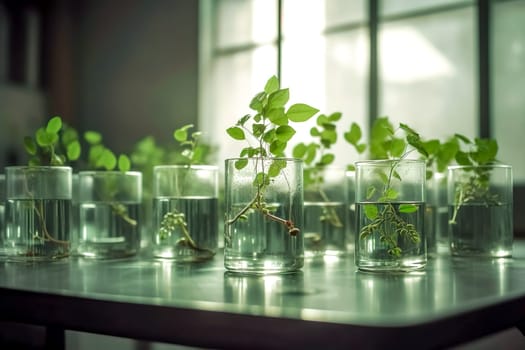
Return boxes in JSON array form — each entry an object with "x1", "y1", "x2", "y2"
[{"x1": 199, "y1": 0, "x2": 525, "y2": 181}]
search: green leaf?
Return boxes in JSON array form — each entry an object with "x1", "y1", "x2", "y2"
[
  {"x1": 226, "y1": 126, "x2": 245, "y2": 140},
  {"x1": 399, "y1": 123, "x2": 418, "y2": 136},
  {"x1": 344, "y1": 122, "x2": 362, "y2": 145},
  {"x1": 320, "y1": 129, "x2": 337, "y2": 146},
  {"x1": 364, "y1": 204, "x2": 378, "y2": 220},
  {"x1": 267, "y1": 88, "x2": 289, "y2": 110},
  {"x1": 46, "y1": 116, "x2": 62, "y2": 134},
  {"x1": 268, "y1": 159, "x2": 286, "y2": 177},
  {"x1": 24, "y1": 137, "x2": 37, "y2": 155},
  {"x1": 275, "y1": 125, "x2": 296, "y2": 143},
  {"x1": 264, "y1": 75, "x2": 279, "y2": 94},
  {"x1": 385, "y1": 188, "x2": 398, "y2": 200},
  {"x1": 375, "y1": 170, "x2": 389, "y2": 184},
  {"x1": 96, "y1": 149, "x2": 117, "y2": 170},
  {"x1": 455, "y1": 133, "x2": 472, "y2": 144},
  {"x1": 366, "y1": 186, "x2": 376, "y2": 200},
  {"x1": 249, "y1": 92, "x2": 266, "y2": 112},
  {"x1": 293, "y1": 143, "x2": 307, "y2": 159},
  {"x1": 328, "y1": 112, "x2": 342, "y2": 122},
  {"x1": 263, "y1": 129, "x2": 276, "y2": 143},
  {"x1": 269, "y1": 139, "x2": 286, "y2": 156},
  {"x1": 310, "y1": 127, "x2": 321, "y2": 137},
  {"x1": 399, "y1": 204, "x2": 418, "y2": 213},
  {"x1": 174, "y1": 124, "x2": 193, "y2": 142},
  {"x1": 36, "y1": 128, "x2": 58, "y2": 147},
  {"x1": 316, "y1": 114, "x2": 329, "y2": 126},
  {"x1": 62, "y1": 127, "x2": 79, "y2": 146},
  {"x1": 118, "y1": 154, "x2": 131, "y2": 172},
  {"x1": 85, "y1": 131, "x2": 102, "y2": 145},
  {"x1": 267, "y1": 108, "x2": 287, "y2": 125},
  {"x1": 235, "y1": 158, "x2": 248, "y2": 170},
  {"x1": 252, "y1": 123, "x2": 266, "y2": 137},
  {"x1": 66, "y1": 140, "x2": 81, "y2": 160},
  {"x1": 253, "y1": 172, "x2": 269, "y2": 186},
  {"x1": 320, "y1": 153, "x2": 335, "y2": 165},
  {"x1": 304, "y1": 144, "x2": 317, "y2": 164},
  {"x1": 286, "y1": 103, "x2": 319, "y2": 122},
  {"x1": 455, "y1": 151, "x2": 473, "y2": 166},
  {"x1": 390, "y1": 138, "x2": 406, "y2": 158}
]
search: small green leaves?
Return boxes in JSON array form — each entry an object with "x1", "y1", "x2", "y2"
[
  {"x1": 264, "y1": 75, "x2": 279, "y2": 94},
  {"x1": 235, "y1": 158, "x2": 248, "y2": 170},
  {"x1": 84, "y1": 131, "x2": 102, "y2": 145},
  {"x1": 364, "y1": 204, "x2": 378, "y2": 220},
  {"x1": 286, "y1": 103, "x2": 319, "y2": 122},
  {"x1": 227, "y1": 126, "x2": 245, "y2": 140},
  {"x1": 268, "y1": 159, "x2": 287, "y2": 177},
  {"x1": 24, "y1": 136, "x2": 37, "y2": 155},
  {"x1": 275, "y1": 125, "x2": 295, "y2": 142},
  {"x1": 366, "y1": 186, "x2": 376, "y2": 200},
  {"x1": 118, "y1": 154, "x2": 131, "y2": 172},
  {"x1": 66, "y1": 141, "x2": 81, "y2": 160},
  {"x1": 267, "y1": 89, "x2": 289, "y2": 109},
  {"x1": 46, "y1": 116, "x2": 62, "y2": 134},
  {"x1": 174, "y1": 124, "x2": 193, "y2": 142},
  {"x1": 399, "y1": 204, "x2": 418, "y2": 213}
]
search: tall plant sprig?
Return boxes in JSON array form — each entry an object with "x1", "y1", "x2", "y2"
[
  {"x1": 81, "y1": 130, "x2": 136, "y2": 226},
  {"x1": 22, "y1": 116, "x2": 79, "y2": 254},
  {"x1": 156, "y1": 124, "x2": 214, "y2": 253},
  {"x1": 293, "y1": 112, "x2": 344, "y2": 229},
  {"x1": 359, "y1": 118, "x2": 428, "y2": 257},
  {"x1": 449, "y1": 134, "x2": 499, "y2": 224},
  {"x1": 226, "y1": 75, "x2": 319, "y2": 235}
]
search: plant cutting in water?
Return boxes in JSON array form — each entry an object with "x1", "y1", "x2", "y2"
[
  {"x1": 359, "y1": 118, "x2": 428, "y2": 257},
  {"x1": 448, "y1": 134, "x2": 499, "y2": 225},
  {"x1": 156, "y1": 124, "x2": 214, "y2": 254},
  {"x1": 81, "y1": 130, "x2": 136, "y2": 226},
  {"x1": 226, "y1": 75, "x2": 319, "y2": 236},
  {"x1": 22, "y1": 116, "x2": 80, "y2": 257},
  {"x1": 292, "y1": 112, "x2": 342, "y2": 245}
]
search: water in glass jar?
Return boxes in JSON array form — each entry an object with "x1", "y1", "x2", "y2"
[
  {"x1": 5, "y1": 199, "x2": 71, "y2": 261},
  {"x1": 224, "y1": 202, "x2": 303, "y2": 274},
  {"x1": 355, "y1": 202, "x2": 426, "y2": 272},
  {"x1": 77, "y1": 202, "x2": 140, "y2": 258},
  {"x1": 449, "y1": 203, "x2": 512, "y2": 257},
  {"x1": 152, "y1": 196, "x2": 218, "y2": 261},
  {"x1": 303, "y1": 201, "x2": 347, "y2": 257}
]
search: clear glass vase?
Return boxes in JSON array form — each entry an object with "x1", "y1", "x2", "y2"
[
  {"x1": 224, "y1": 157, "x2": 304, "y2": 274},
  {"x1": 75, "y1": 171, "x2": 142, "y2": 259},
  {"x1": 151, "y1": 165, "x2": 219, "y2": 261},
  {"x1": 448, "y1": 164, "x2": 513, "y2": 257},
  {"x1": 4, "y1": 166, "x2": 72, "y2": 261},
  {"x1": 355, "y1": 159, "x2": 427, "y2": 272},
  {"x1": 303, "y1": 166, "x2": 348, "y2": 257}
]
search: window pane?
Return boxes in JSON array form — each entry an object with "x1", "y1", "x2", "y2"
[
  {"x1": 200, "y1": 46, "x2": 278, "y2": 164},
  {"x1": 214, "y1": 0, "x2": 277, "y2": 49},
  {"x1": 325, "y1": 0, "x2": 367, "y2": 27},
  {"x1": 379, "y1": 7, "x2": 477, "y2": 142},
  {"x1": 325, "y1": 29, "x2": 369, "y2": 166},
  {"x1": 380, "y1": 0, "x2": 474, "y2": 17},
  {"x1": 493, "y1": 0, "x2": 525, "y2": 183}
]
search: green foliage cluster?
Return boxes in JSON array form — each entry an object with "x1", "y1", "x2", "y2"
[
  {"x1": 23, "y1": 115, "x2": 132, "y2": 173},
  {"x1": 359, "y1": 118, "x2": 427, "y2": 258},
  {"x1": 448, "y1": 134, "x2": 499, "y2": 224},
  {"x1": 24, "y1": 116, "x2": 81, "y2": 166},
  {"x1": 226, "y1": 75, "x2": 319, "y2": 234},
  {"x1": 83, "y1": 130, "x2": 131, "y2": 172}
]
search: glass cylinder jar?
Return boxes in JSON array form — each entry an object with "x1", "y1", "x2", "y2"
[
  {"x1": 224, "y1": 158, "x2": 304, "y2": 274},
  {"x1": 151, "y1": 165, "x2": 219, "y2": 261},
  {"x1": 4, "y1": 166, "x2": 72, "y2": 261},
  {"x1": 355, "y1": 159, "x2": 427, "y2": 272},
  {"x1": 448, "y1": 164, "x2": 513, "y2": 257},
  {"x1": 75, "y1": 171, "x2": 142, "y2": 259},
  {"x1": 303, "y1": 166, "x2": 348, "y2": 257}
]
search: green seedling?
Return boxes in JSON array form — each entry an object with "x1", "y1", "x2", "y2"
[{"x1": 226, "y1": 75, "x2": 319, "y2": 235}]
